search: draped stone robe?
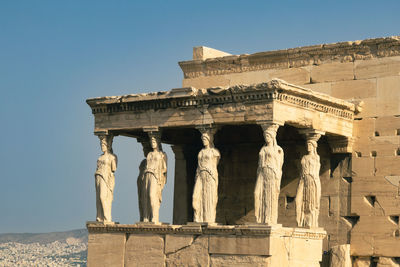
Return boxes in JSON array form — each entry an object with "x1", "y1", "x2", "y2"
[
  {"x1": 296, "y1": 153, "x2": 321, "y2": 228},
  {"x1": 254, "y1": 145, "x2": 284, "y2": 224},
  {"x1": 193, "y1": 147, "x2": 220, "y2": 223},
  {"x1": 142, "y1": 150, "x2": 167, "y2": 223},
  {"x1": 95, "y1": 152, "x2": 117, "y2": 222}
]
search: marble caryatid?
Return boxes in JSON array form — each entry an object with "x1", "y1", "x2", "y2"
[
  {"x1": 137, "y1": 138, "x2": 152, "y2": 222},
  {"x1": 95, "y1": 134, "x2": 118, "y2": 223},
  {"x1": 254, "y1": 123, "x2": 284, "y2": 224},
  {"x1": 192, "y1": 128, "x2": 220, "y2": 223},
  {"x1": 296, "y1": 133, "x2": 322, "y2": 228},
  {"x1": 141, "y1": 132, "x2": 167, "y2": 223}
]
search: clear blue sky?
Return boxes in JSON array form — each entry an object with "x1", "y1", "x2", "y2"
[{"x1": 0, "y1": 1, "x2": 399, "y2": 233}]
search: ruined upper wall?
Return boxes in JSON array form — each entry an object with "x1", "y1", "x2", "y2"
[{"x1": 179, "y1": 36, "x2": 400, "y2": 80}]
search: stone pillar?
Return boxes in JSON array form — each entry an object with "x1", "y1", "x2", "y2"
[{"x1": 172, "y1": 145, "x2": 189, "y2": 224}]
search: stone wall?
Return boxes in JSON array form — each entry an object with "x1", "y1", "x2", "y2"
[
  {"x1": 179, "y1": 37, "x2": 400, "y2": 258},
  {"x1": 87, "y1": 223, "x2": 326, "y2": 267}
]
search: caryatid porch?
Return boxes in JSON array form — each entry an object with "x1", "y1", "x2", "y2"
[{"x1": 86, "y1": 78, "x2": 359, "y2": 266}]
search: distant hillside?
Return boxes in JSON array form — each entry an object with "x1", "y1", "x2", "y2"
[
  {"x1": 0, "y1": 229, "x2": 88, "y2": 244},
  {"x1": 0, "y1": 229, "x2": 88, "y2": 266}
]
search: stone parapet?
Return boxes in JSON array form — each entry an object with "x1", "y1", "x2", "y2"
[{"x1": 87, "y1": 222, "x2": 326, "y2": 267}]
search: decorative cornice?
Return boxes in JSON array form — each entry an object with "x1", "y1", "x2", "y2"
[
  {"x1": 86, "y1": 79, "x2": 356, "y2": 121},
  {"x1": 178, "y1": 36, "x2": 400, "y2": 79},
  {"x1": 86, "y1": 222, "x2": 326, "y2": 240}
]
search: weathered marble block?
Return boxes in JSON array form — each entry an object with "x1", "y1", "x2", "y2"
[{"x1": 86, "y1": 222, "x2": 326, "y2": 267}]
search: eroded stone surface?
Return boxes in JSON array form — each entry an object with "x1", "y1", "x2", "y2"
[
  {"x1": 210, "y1": 255, "x2": 270, "y2": 267},
  {"x1": 330, "y1": 244, "x2": 351, "y2": 267}
]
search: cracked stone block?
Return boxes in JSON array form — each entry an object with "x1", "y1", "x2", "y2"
[
  {"x1": 165, "y1": 234, "x2": 194, "y2": 254},
  {"x1": 329, "y1": 244, "x2": 351, "y2": 267},
  {"x1": 210, "y1": 255, "x2": 270, "y2": 267},
  {"x1": 165, "y1": 236, "x2": 209, "y2": 267},
  {"x1": 124, "y1": 234, "x2": 164, "y2": 267}
]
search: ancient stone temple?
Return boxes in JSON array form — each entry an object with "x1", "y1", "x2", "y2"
[{"x1": 86, "y1": 36, "x2": 400, "y2": 267}]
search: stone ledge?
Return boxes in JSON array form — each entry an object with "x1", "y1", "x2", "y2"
[{"x1": 87, "y1": 222, "x2": 326, "y2": 240}]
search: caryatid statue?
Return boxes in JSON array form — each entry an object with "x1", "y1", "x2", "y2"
[
  {"x1": 192, "y1": 128, "x2": 220, "y2": 223},
  {"x1": 254, "y1": 123, "x2": 284, "y2": 224},
  {"x1": 140, "y1": 132, "x2": 167, "y2": 223},
  {"x1": 95, "y1": 134, "x2": 118, "y2": 223},
  {"x1": 296, "y1": 131, "x2": 323, "y2": 228},
  {"x1": 136, "y1": 138, "x2": 151, "y2": 222}
]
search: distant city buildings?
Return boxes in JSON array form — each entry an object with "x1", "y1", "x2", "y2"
[{"x1": 0, "y1": 240, "x2": 87, "y2": 266}]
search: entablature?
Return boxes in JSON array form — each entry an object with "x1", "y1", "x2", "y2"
[{"x1": 86, "y1": 79, "x2": 359, "y2": 140}]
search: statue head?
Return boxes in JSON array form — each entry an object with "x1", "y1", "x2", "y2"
[
  {"x1": 99, "y1": 135, "x2": 113, "y2": 153},
  {"x1": 306, "y1": 140, "x2": 318, "y2": 154},
  {"x1": 261, "y1": 124, "x2": 279, "y2": 146},
  {"x1": 263, "y1": 130, "x2": 276, "y2": 146},
  {"x1": 148, "y1": 132, "x2": 161, "y2": 151},
  {"x1": 199, "y1": 127, "x2": 216, "y2": 148},
  {"x1": 261, "y1": 123, "x2": 279, "y2": 146},
  {"x1": 201, "y1": 132, "x2": 212, "y2": 148}
]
